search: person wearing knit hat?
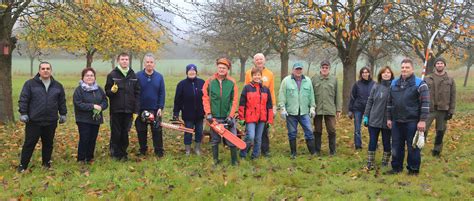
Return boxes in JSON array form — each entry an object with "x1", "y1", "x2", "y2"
[
  {"x1": 424, "y1": 56, "x2": 456, "y2": 157},
  {"x1": 202, "y1": 57, "x2": 240, "y2": 165},
  {"x1": 173, "y1": 64, "x2": 205, "y2": 156}
]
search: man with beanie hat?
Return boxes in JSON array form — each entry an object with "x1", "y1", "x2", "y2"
[
  {"x1": 173, "y1": 64, "x2": 205, "y2": 156},
  {"x1": 424, "y1": 57, "x2": 456, "y2": 156},
  {"x1": 278, "y1": 62, "x2": 316, "y2": 159},
  {"x1": 202, "y1": 57, "x2": 240, "y2": 165}
]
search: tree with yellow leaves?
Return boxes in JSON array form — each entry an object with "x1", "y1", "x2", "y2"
[{"x1": 29, "y1": 3, "x2": 165, "y2": 68}]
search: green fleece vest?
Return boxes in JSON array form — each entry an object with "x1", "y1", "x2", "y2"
[{"x1": 208, "y1": 79, "x2": 235, "y2": 118}]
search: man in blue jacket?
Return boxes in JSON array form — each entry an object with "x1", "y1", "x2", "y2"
[
  {"x1": 17, "y1": 61, "x2": 67, "y2": 172},
  {"x1": 135, "y1": 53, "x2": 165, "y2": 157}
]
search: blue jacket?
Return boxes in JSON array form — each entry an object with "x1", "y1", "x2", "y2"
[
  {"x1": 387, "y1": 75, "x2": 430, "y2": 122},
  {"x1": 173, "y1": 77, "x2": 205, "y2": 121},
  {"x1": 136, "y1": 70, "x2": 165, "y2": 111},
  {"x1": 349, "y1": 79, "x2": 375, "y2": 113}
]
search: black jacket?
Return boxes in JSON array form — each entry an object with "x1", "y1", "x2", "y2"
[
  {"x1": 173, "y1": 77, "x2": 205, "y2": 121},
  {"x1": 18, "y1": 74, "x2": 67, "y2": 124},
  {"x1": 104, "y1": 67, "x2": 140, "y2": 114},
  {"x1": 349, "y1": 79, "x2": 375, "y2": 112},
  {"x1": 73, "y1": 85, "x2": 108, "y2": 125}
]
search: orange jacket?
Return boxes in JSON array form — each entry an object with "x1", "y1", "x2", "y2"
[{"x1": 245, "y1": 67, "x2": 276, "y2": 106}]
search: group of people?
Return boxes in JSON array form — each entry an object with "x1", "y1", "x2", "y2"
[{"x1": 16, "y1": 52, "x2": 456, "y2": 176}]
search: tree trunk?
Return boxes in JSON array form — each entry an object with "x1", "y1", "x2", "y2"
[
  {"x1": 306, "y1": 62, "x2": 312, "y2": 76},
  {"x1": 111, "y1": 58, "x2": 115, "y2": 69},
  {"x1": 0, "y1": 38, "x2": 15, "y2": 123},
  {"x1": 342, "y1": 60, "x2": 357, "y2": 114},
  {"x1": 86, "y1": 52, "x2": 94, "y2": 68},
  {"x1": 140, "y1": 57, "x2": 144, "y2": 71},
  {"x1": 239, "y1": 56, "x2": 247, "y2": 82},
  {"x1": 280, "y1": 49, "x2": 289, "y2": 81},
  {"x1": 464, "y1": 63, "x2": 471, "y2": 87},
  {"x1": 368, "y1": 55, "x2": 376, "y2": 77},
  {"x1": 29, "y1": 56, "x2": 34, "y2": 77}
]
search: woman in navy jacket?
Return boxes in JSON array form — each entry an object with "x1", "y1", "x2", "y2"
[
  {"x1": 348, "y1": 67, "x2": 375, "y2": 150},
  {"x1": 173, "y1": 64, "x2": 205, "y2": 156},
  {"x1": 73, "y1": 68, "x2": 108, "y2": 163}
]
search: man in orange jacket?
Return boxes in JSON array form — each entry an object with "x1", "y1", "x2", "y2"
[{"x1": 244, "y1": 53, "x2": 276, "y2": 157}]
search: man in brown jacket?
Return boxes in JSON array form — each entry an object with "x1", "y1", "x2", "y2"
[{"x1": 424, "y1": 57, "x2": 456, "y2": 157}]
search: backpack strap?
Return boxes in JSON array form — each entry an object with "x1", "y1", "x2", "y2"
[{"x1": 415, "y1": 77, "x2": 422, "y2": 87}]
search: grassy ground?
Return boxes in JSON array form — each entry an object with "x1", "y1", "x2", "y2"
[{"x1": 1, "y1": 68, "x2": 473, "y2": 200}]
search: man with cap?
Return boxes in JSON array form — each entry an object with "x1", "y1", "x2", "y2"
[
  {"x1": 173, "y1": 64, "x2": 205, "y2": 156},
  {"x1": 17, "y1": 61, "x2": 67, "y2": 172},
  {"x1": 311, "y1": 60, "x2": 342, "y2": 156},
  {"x1": 135, "y1": 53, "x2": 165, "y2": 157},
  {"x1": 424, "y1": 57, "x2": 456, "y2": 157},
  {"x1": 202, "y1": 57, "x2": 240, "y2": 165},
  {"x1": 278, "y1": 62, "x2": 316, "y2": 159},
  {"x1": 244, "y1": 53, "x2": 276, "y2": 157}
]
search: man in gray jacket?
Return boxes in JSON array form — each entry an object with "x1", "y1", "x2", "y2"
[{"x1": 424, "y1": 57, "x2": 456, "y2": 156}]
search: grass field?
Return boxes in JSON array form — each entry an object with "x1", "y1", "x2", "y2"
[{"x1": 1, "y1": 58, "x2": 473, "y2": 200}]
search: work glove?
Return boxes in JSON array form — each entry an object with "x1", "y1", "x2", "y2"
[
  {"x1": 20, "y1": 115, "x2": 29, "y2": 123},
  {"x1": 280, "y1": 108, "x2": 288, "y2": 120},
  {"x1": 347, "y1": 111, "x2": 353, "y2": 120},
  {"x1": 206, "y1": 114, "x2": 213, "y2": 124},
  {"x1": 445, "y1": 113, "x2": 453, "y2": 120},
  {"x1": 92, "y1": 109, "x2": 101, "y2": 121},
  {"x1": 363, "y1": 115, "x2": 369, "y2": 127},
  {"x1": 111, "y1": 82, "x2": 118, "y2": 93},
  {"x1": 224, "y1": 117, "x2": 234, "y2": 128},
  {"x1": 309, "y1": 107, "x2": 316, "y2": 118},
  {"x1": 412, "y1": 131, "x2": 425, "y2": 149},
  {"x1": 238, "y1": 120, "x2": 245, "y2": 126},
  {"x1": 59, "y1": 115, "x2": 67, "y2": 124}
]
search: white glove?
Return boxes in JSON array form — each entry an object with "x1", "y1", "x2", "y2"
[
  {"x1": 280, "y1": 108, "x2": 288, "y2": 120},
  {"x1": 412, "y1": 131, "x2": 425, "y2": 149},
  {"x1": 309, "y1": 107, "x2": 316, "y2": 118}
]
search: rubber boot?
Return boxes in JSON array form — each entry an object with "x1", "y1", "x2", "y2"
[
  {"x1": 381, "y1": 152, "x2": 391, "y2": 166},
  {"x1": 305, "y1": 139, "x2": 316, "y2": 155},
  {"x1": 230, "y1": 147, "x2": 238, "y2": 166},
  {"x1": 212, "y1": 145, "x2": 219, "y2": 165},
  {"x1": 314, "y1": 132, "x2": 322, "y2": 155},
  {"x1": 185, "y1": 145, "x2": 191, "y2": 156},
  {"x1": 367, "y1": 151, "x2": 376, "y2": 170},
  {"x1": 432, "y1": 130, "x2": 445, "y2": 157},
  {"x1": 289, "y1": 140, "x2": 297, "y2": 159},
  {"x1": 194, "y1": 143, "x2": 201, "y2": 156},
  {"x1": 329, "y1": 133, "x2": 337, "y2": 156}
]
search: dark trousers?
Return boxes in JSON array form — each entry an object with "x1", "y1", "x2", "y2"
[
  {"x1": 135, "y1": 112, "x2": 163, "y2": 156},
  {"x1": 260, "y1": 123, "x2": 270, "y2": 155},
  {"x1": 368, "y1": 126, "x2": 391, "y2": 152},
  {"x1": 391, "y1": 121, "x2": 420, "y2": 172},
  {"x1": 77, "y1": 122, "x2": 100, "y2": 162},
  {"x1": 20, "y1": 122, "x2": 57, "y2": 167},
  {"x1": 313, "y1": 115, "x2": 337, "y2": 154},
  {"x1": 184, "y1": 119, "x2": 204, "y2": 145},
  {"x1": 110, "y1": 113, "x2": 132, "y2": 159}
]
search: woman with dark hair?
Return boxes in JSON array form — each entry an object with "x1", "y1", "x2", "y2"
[
  {"x1": 363, "y1": 66, "x2": 394, "y2": 169},
  {"x1": 73, "y1": 67, "x2": 108, "y2": 164},
  {"x1": 348, "y1": 66, "x2": 375, "y2": 150}
]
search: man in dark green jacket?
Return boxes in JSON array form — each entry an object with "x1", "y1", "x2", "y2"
[{"x1": 311, "y1": 60, "x2": 341, "y2": 156}]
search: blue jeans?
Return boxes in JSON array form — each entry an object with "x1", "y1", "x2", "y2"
[
  {"x1": 368, "y1": 126, "x2": 391, "y2": 152},
  {"x1": 353, "y1": 111, "x2": 363, "y2": 148},
  {"x1": 391, "y1": 121, "x2": 420, "y2": 172},
  {"x1": 184, "y1": 119, "x2": 204, "y2": 145},
  {"x1": 240, "y1": 122, "x2": 265, "y2": 158},
  {"x1": 286, "y1": 115, "x2": 314, "y2": 141}
]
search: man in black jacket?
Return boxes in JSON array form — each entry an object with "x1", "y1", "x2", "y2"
[
  {"x1": 17, "y1": 61, "x2": 67, "y2": 172},
  {"x1": 105, "y1": 52, "x2": 140, "y2": 160}
]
